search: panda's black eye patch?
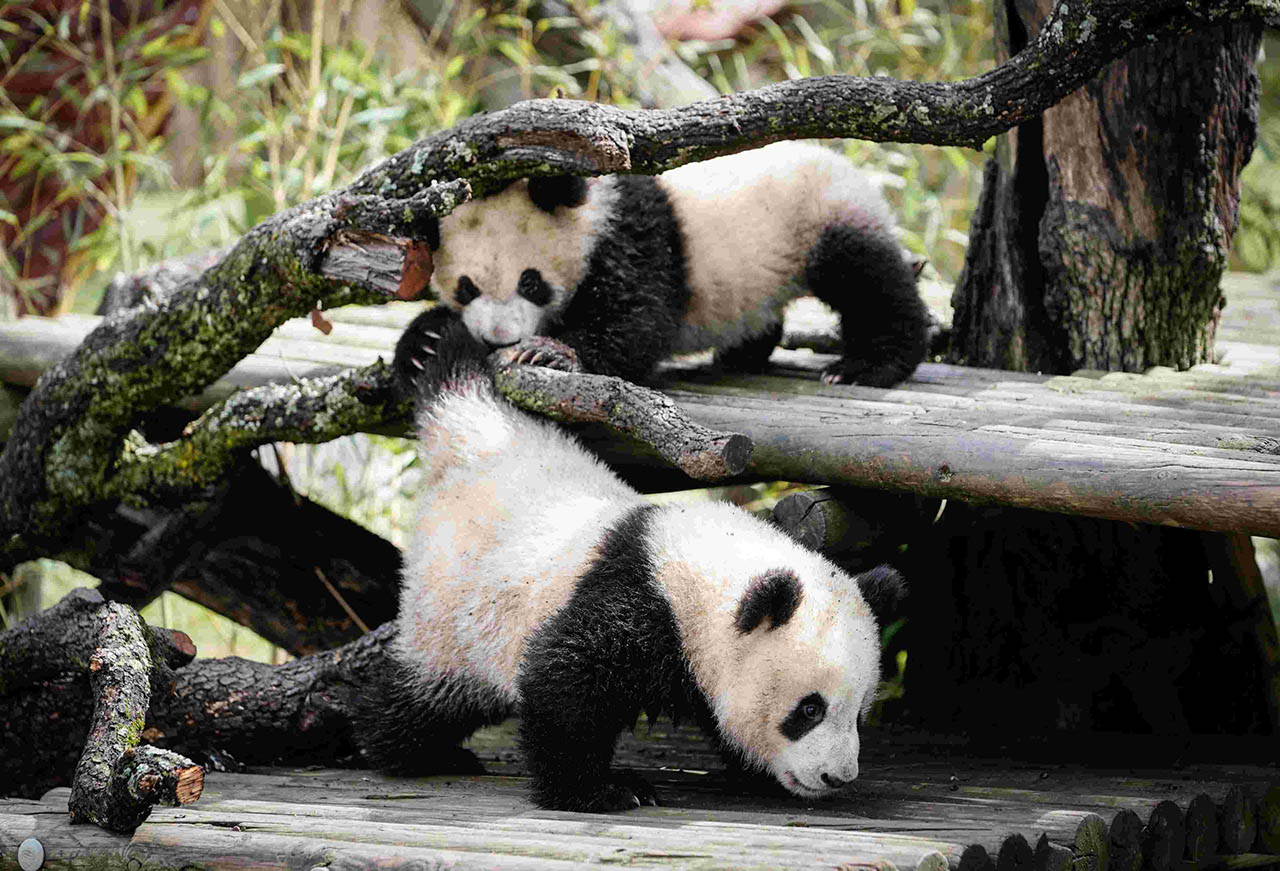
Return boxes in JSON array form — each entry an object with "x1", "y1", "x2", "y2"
[
  {"x1": 517, "y1": 269, "x2": 552, "y2": 307},
  {"x1": 456, "y1": 276, "x2": 480, "y2": 306},
  {"x1": 779, "y1": 692, "x2": 827, "y2": 741}
]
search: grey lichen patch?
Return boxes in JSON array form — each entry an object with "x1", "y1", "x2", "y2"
[
  {"x1": 870, "y1": 103, "x2": 900, "y2": 125},
  {"x1": 445, "y1": 139, "x2": 477, "y2": 165}
]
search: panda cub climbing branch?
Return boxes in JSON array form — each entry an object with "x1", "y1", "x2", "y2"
[
  {"x1": 407, "y1": 140, "x2": 929, "y2": 386},
  {"x1": 358, "y1": 307, "x2": 907, "y2": 812}
]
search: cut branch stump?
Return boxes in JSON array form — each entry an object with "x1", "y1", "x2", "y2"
[{"x1": 66, "y1": 602, "x2": 201, "y2": 832}]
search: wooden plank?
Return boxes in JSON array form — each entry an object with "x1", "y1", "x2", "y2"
[{"x1": 635, "y1": 390, "x2": 1280, "y2": 537}]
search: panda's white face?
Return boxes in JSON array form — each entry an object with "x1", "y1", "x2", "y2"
[
  {"x1": 432, "y1": 178, "x2": 613, "y2": 347},
  {"x1": 649, "y1": 504, "x2": 884, "y2": 799},
  {"x1": 751, "y1": 613, "x2": 881, "y2": 796}
]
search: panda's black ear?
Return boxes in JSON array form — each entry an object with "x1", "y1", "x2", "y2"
[
  {"x1": 527, "y1": 175, "x2": 589, "y2": 213},
  {"x1": 735, "y1": 569, "x2": 802, "y2": 634},
  {"x1": 855, "y1": 564, "x2": 906, "y2": 618}
]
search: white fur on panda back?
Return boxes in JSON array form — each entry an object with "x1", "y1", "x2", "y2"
[
  {"x1": 647, "y1": 501, "x2": 882, "y2": 777},
  {"x1": 658, "y1": 141, "x2": 897, "y2": 354},
  {"x1": 396, "y1": 382, "x2": 642, "y2": 705}
]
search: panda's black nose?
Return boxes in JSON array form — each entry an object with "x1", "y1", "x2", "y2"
[{"x1": 821, "y1": 772, "x2": 850, "y2": 788}]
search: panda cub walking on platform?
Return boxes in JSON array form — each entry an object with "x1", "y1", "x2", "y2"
[
  {"x1": 357, "y1": 308, "x2": 907, "y2": 812},
  {"x1": 407, "y1": 141, "x2": 929, "y2": 386}
]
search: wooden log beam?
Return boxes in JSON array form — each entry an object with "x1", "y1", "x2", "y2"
[
  {"x1": 1184, "y1": 794, "x2": 1220, "y2": 863},
  {"x1": 1035, "y1": 811, "x2": 1109, "y2": 871},
  {"x1": 1107, "y1": 809, "x2": 1143, "y2": 871},
  {"x1": 1034, "y1": 834, "x2": 1075, "y2": 871},
  {"x1": 1220, "y1": 787, "x2": 1258, "y2": 855},
  {"x1": 1256, "y1": 786, "x2": 1280, "y2": 854},
  {"x1": 3, "y1": 315, "x2": 1280, "y2": 535},
  {"x1": 1141, "y1": 801, "x2": 1185, "y2": 871}
]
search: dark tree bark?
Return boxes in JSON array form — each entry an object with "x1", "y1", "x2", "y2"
[
  {"x1": 951, "y1": 5, "x2": 1261, "y2": 373},
  {"x1": 920, "y1": 2, "x2": 1273, "y2": 737},
  {"x1": 90, "y1": 462, "x2": 403, "y2": 656},
  {"x1": 1, "y1": 588, "x2": 397, "y2": 798}
]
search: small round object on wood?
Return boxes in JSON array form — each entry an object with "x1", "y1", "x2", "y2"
[{"x1": 17, "y1": 837, "x2": 44, "y2": 871}]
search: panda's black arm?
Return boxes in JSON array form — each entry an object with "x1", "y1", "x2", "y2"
[
  {"x1": 553, "y1": 272, "x2": 686, "y2": 383},
  {"x1": 551, "y1": 174, "x2": 690, "y2": 383},
  {"x1": 517, "y1": 625, "x2": 655, "y2": 812}
]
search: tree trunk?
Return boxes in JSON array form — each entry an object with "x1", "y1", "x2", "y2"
[
  {"x1": 950, "y1": 2, "x2": 1260, "y2": 373},
  {"x1": 920, "y1": 1, "x2": 1272, "y2": 737}
]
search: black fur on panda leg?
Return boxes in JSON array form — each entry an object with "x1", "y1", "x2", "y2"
[
  {"x1": 517, "y1": 505, "x2": 702, "y2": 812},
  {"x1": 805, "y1": 225, "x2": 930, "y2": 388},
  {"x1": 352, "y1": 650, "x2": 511, "y2": 775},
  {"x1": 392, "y1": 306, "x2": 490, "y2": 402},
  {"x1": 713, "y1": 322, "x2": 784, "y2": 374}
]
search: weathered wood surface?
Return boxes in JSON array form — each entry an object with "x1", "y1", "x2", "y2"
[
  {"x1": 2, "y1": 724, "x2": 1277, "y2": 871},
  {"x1": 1, "y1": 276, "x2": 1278, "y2": 533}
]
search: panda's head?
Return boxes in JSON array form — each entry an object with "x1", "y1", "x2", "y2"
[
  {"x1": 723, "y1": 562, "x2": 905, "y2": 799},
  {"x1": 430, "y1": 175, "x2": 609, "y2": 348}
]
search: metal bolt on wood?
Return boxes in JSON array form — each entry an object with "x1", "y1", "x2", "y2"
[{"x1": 17, "y1": 837, "x2": 44, "y2": 871}]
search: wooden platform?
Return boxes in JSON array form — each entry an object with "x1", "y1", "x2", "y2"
[{"x1": 3, "y1": 724, "x2": 1278, "y2": 870}]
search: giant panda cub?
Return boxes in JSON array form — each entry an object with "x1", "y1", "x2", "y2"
[
  {"x1": 408, "y1": 140, "x2": 929, "y2": 387},
  {"x1": 357, "y1": 307, "x2": 907, "y2": 812}
]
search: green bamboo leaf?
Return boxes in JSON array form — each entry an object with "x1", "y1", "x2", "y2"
[
  {"x1": 237, "y1": 63, "x2": 286, "y2": 89},
  {"x1": 349, "y1": 106, "x2": 407, "y2": 126},
  {"x1": 494, "y1": 40, "x2": 527, "y2": 66},
  {"x1": 0, "y1": 116, "x2": 44, "y2": 132}
]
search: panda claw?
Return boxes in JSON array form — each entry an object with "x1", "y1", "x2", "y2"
[
  {"x1": 424, "y1": 330, "x2": 441, "y2": 340},
  {"x1": 411, "y1": 357, "x2": 425, "y2": 370}
]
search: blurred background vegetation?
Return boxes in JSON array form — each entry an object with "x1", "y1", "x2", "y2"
[{"x1": 2, "y1": 0, "x2": 1278, "y2": 671}]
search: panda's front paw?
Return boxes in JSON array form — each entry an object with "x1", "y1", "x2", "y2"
[
  {"x1": 533, "y1": 771, "x2": 660, "y2": 812},
  {"x1": 392, "y1": 307, "x2": 461, "y2": 397},
  {"x1": 821, "y1": 358, "x2": 910, "y2": 388},
  {"x1": 491, "y1": 336, "x2": 582, "y2": 372}
]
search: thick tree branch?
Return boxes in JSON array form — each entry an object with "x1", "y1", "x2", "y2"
[{"x1": 0, "y1": 0, "x2": 1271, "y2": 569}]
